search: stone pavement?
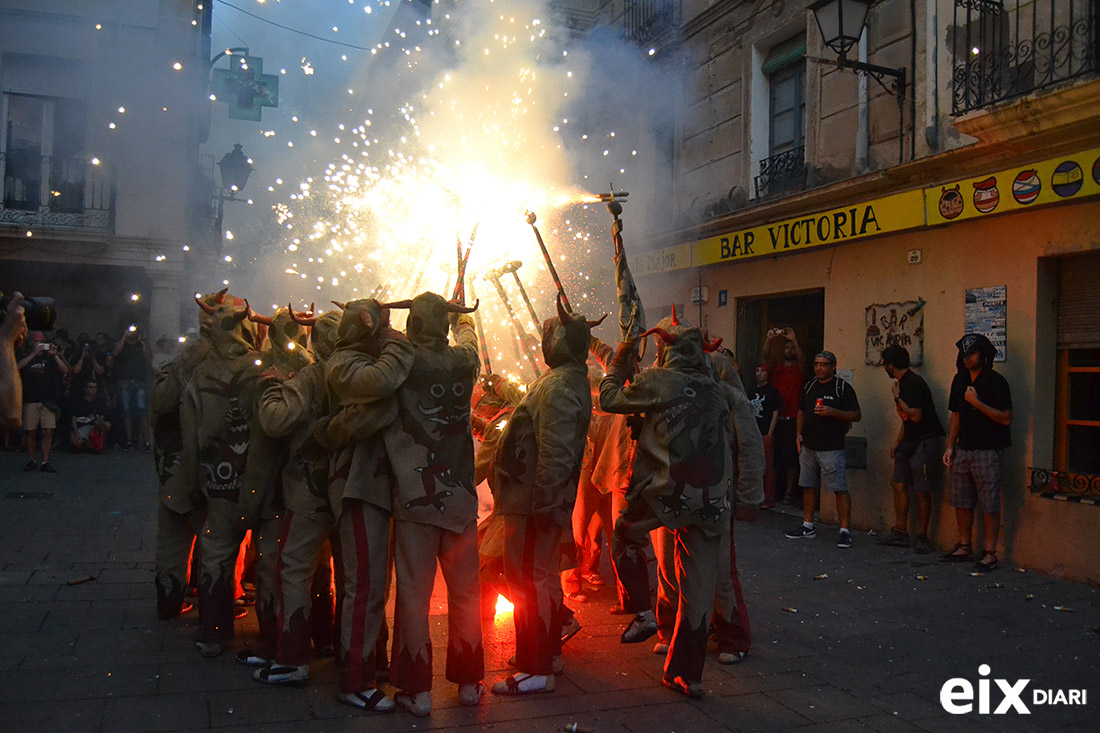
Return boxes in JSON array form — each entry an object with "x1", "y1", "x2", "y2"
[{"x1": 0, "y1": 450, "x2": 1096, "y2": 732}]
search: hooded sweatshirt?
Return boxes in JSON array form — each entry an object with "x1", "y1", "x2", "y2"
[
  {"x1": 383, "y1": 292, "x2": 481, "y2": 531},
  {"x1": 179, "y1": 301, "x2": 279, "y2": 523},
  {"x1": 324, "y1": 299, "x2": 415, "y2": 516},
  {"x1": 490, "y1": 310, "x2": 593, "y2": 530},
  {"x1": 600, "y1": 324, "x2": 764, "y2": 536},
  {"x1": 257, "y1": 311, "x2": 340, "y2": 519}
]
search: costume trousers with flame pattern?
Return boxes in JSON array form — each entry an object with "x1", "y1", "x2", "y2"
[
  {"x1": 154, "y1": 504, "x2": 203, "y2": 620},
  {"x1": 503, "y1": 515, "x2": 566, "y2": 676},
  {"x1": 197, "y1": 512, "x2": 280, "y2": 648},
  {"x1": 613, "y1": 507, "x2": 721, "y2": 684},
  {"x1": 391, "y1": 520, "x2": 484, "y2": 692},
  {"x1": 272, "y1": 509, "x2": 337, "y2": 665},
  {"x1": 334, "y1": 499, "x2": 390, "y2": 693}
]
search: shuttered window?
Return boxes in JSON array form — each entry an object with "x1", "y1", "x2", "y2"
[
  {"x1": 1058, "y1": 251, "x2": 1100, "y2": 348},
  {"x1": 1055, "y1": 251, "x2": 1100, "y2": 475}
]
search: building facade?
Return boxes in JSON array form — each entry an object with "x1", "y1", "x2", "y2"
[
  {"x1": 587, "y1": 0, "x2": 1100, "y2": 582},
  {"x1": 0, "y1": 0, "x2": 215, "y2": 341}
]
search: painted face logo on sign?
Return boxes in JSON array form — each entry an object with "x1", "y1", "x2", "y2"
[
  {"x1": 938, "y1": 185, "x2": 964, "y2": 220},
  {"x1": 1011, "y1": 169, "x2": 1041, "y2": 205},
  {"x1": 972, "y1": 176, "x2": 1000, "y2": 213}
]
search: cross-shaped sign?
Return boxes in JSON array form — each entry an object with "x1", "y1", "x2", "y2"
[{"x1": 211, "y1": 55, "x2": 279, "y2": 121}]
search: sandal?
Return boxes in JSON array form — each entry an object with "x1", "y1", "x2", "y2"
[
  {"x1": 235, "y1": 649, "x2": 272, "y2": 666},
  {"x1": 661, "y1": 674, "x2": 705, "y2": 699},
  {"x1": 560, "y1": 616, "x2": 582, "y2": 645},
  {"x1": 582, "y1": 572, "x2": 606, "y2": 587},
  {"x1": 253, "y1": 664, "x2": 309, "y2": 686},
  {"x1": 620, "y1": 612, "x2": 658, "y2": 644},
  {"x1": 564, "y1": 591, "x2": 588, "y2": 603},
  {"x1": 973, "y1": 552, "x2": 998, "y2": 572},
  {"x1": 458, "y1": 681, "x2": 484, "y2": 706},
  {"x1": 718, "y1": 651, "x2": 747, "y2": 664},
  {"x1": 395, "y1": 690, "x2": 431, "y2": 717},
  {"x1": 938, "y1": 543, "x2": 972, "y2": 563},
  {"x1": 491, "y1": 672, "x2": 555, "y2": 695},
  {"x1": 507, "y1": 654, "x2": 563, "y2": 675},
  {"x1": 338, "y1": 688, "x2": 395, "y2": 713}
]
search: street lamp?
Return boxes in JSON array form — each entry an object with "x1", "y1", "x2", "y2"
[
  {"x1": 217, "y1": 143, "x2": 253, "y2": 200},
  {"x1": 808, "y1": 0, "x2": 907, "y2": 163}
]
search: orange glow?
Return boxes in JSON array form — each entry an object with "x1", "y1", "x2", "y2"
[{"x1": 495, "y1": 594, "x2": 514, "y2": 615}]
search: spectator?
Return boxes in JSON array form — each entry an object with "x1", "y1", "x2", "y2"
[
  {"x1": 762, "y1": 327, "x2": 805, "y2": 505},
  {"x1": 748, "y1": 361, "x2": 781, "y2": 508},
  {"x1": 69, "y1": 380, "x2": 111, "y2": 453},
  {"x1": 17, "y1": 330, "x2": 70, "y2": 472},
  {"x1": 878, "y1": 345, "x2": 944, "y2": 553},
  {"x1": 70, "y1": 339, "x2": 106, "y2": 391},
  {"x1": 940, "y1": 334, "x2": 1012, "y2": 572},
  {"x1": 114, "y1": 326, "x2": 153, "y2": 451},
  {"x1": 151, "y1": 336, "x2": 179, "y2": 372},
  {"x1": 785, "y1": 350, "x2": 861, "y2": 548},
  {"x1": 1, "y1": 292, "x2": 28, "y2": 432}
]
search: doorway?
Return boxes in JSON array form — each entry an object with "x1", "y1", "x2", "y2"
[{"x1": 735, "y1": 289, "x2": 825, "y2": 386}]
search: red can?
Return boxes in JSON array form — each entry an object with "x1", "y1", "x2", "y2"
[{"x1": 815, "y1": 398, "x2": 824, "y2": 408}]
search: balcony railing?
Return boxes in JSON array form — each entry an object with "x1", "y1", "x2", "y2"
[
  {"x1": 754, "y1": 147, "x2": 807, "y2": 199},
  {"x1": 624, "y1": 0, "x2": 680, "y2": 46},
  {"x1": 0, "y1": 153, "x2": 114, "y2": 231},
  {"x1": 952, "y1": 0, "x2": 1100, "y2": 115},
  {"x1": 1029, "y1": 466, "x2": 1100, "y2": 503}
]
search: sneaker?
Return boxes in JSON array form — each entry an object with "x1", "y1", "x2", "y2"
[
  {"x1": 914, "y1": 535, "x2": 932, "y2": 554},
  {"x1": 23, "y1": 460, "x2": 37, "y2": 472},
  {"x1": 837, "y1": 531, "x2": 852, "y2": 549},
  {"x1": 39, "y1": 462, "x2": 56, "y2": 474},
  {"x1": 785, "y1": 523, "x2": 816, "y2": 539},
  {"x1": 620, "y1": 612, "x2": 658, "y2": 644},
  {"x1": 718, "y1": 651, "x2": 747, "y2": 664},
  {"x1": 876, "y1": 529, "x2": 909, "y2": 547}
]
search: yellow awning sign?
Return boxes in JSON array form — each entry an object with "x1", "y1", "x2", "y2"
[
  {"x1": 693, "y1": 190, "x2": 925, "y2": 268},
  {"x1": 926, "y1": 147, "x2": 1100, "y2": 225}
]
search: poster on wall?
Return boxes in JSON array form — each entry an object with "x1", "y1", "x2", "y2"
[
  {"x1": 964, "y1": 286, "x2": 1007, "y2": 362},
  {"x1": 865, "y1": 299, "x2": 925, "y2": 365}
]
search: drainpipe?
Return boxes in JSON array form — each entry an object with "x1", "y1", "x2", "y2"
[
  {"x1": 910, "y1": 0, "x2": 917, "y2": 161},
  {"x1": 855, "y1": 31, "x2": 870, "y2": 173},
  {"x1": 924, "y1": 0, "x2": 940, "y2": 150}
]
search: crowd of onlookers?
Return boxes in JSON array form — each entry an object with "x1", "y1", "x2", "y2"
[{"x1": 5, "y1": 322, "x2": 184, "y2": 471}]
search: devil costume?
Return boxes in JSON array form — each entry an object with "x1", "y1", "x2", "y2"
[
  {"x1": 183, "y1": 298, "x2": 282, "y2": 657},
  {"x1": 377, "y1": 292, "x2": 484, "y2": 710},
  {"x1": 323, "y1": 299, "x2": 414, "y2": 709},
  {"x1": 151, "y1": 288, "x2": 233, "y2": 620},
  {"x1": 599, "y1": 319, "x2": 763, "y2": 696},
  {"x1": 489, "y1": 298, "x2": 600, "y2": 693},
  {"x1": 250, "y1": 309, "x2": 341, "y2": 684}
]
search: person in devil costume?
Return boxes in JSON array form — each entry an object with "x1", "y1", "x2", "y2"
[
  {"x1": 599, "y1": 313, "x2": 763, "y2": 698},
  {"x1": 151, "y1": 287, "x2": 234, "y2": 620},
  {"x1": 249, "y1": 303, "x2": 315, "y2": 374},
  {"x1": 184, "y1": 297, "x2": 282, "y2": 659},
  {"x1": 323, "y1": 298, "x2": 415, "y2": 713},
  {"x1": 488, "y1": 295, "x2": 604, "y2": 695},
  {"x1": 376, "y1": 291, "x2": 484, "y2": 716},
  {"x1": 249, "y1": 306, "x2": 341, "y2": 685}
]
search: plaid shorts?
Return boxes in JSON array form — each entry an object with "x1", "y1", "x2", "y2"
[{"x1": 948, "y1": 448, "x2": 1003, "y2": 512}]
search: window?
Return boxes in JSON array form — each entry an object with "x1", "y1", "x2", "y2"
[
  {"x1": 755, "y1": 35, "x2": 806, "y2": 197},
  {"x1": 1, "y1": 93, "x2": 87, "y2": 213},
  {"x1": 1054, "y1": 252, "x2": 1100, "y2": 476}
]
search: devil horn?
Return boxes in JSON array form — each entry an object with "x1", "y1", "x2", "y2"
[
  {"x1": 641, "y1": 326, "x2": 677, "y2": 344},
  {"x1": 195, "y1": 297, "x2": 218, "y2": 315},
  {"x1": 586, "y1": 313, "x2": 609, "y2": 328},
  {"x1": 446, "y1": 298, "x2": 479, "y2": 314},
  {"x1": 237, "y1": 300, "x2": 254, "y2": 322},
  {"x1": 670, "y1": 304, "x2": 679, "y2": 326},
  {"x1": 308, "y1": 302, "x2": 315, "y2": 315},
  {"x1": 380, "y1": 299, "x2": 413, "y2": 310},
  {"x1": 247, "y1": 303, "x2": 274, "y2": 326},
  {"x1": 289, "y1": 302, "x2": 317, "y2": 327},
  {"x1": 214, "y1": 287, "x2": 229, "y2": 304},
  {"x1": 703, "y1": 336, "x2": 724, "y2": 352},
  {"x1": 331, "y1": 300, "x2": 346, "y2": 310},
  {"x1": 556, "y1": 291, "x2": 570, "y2": 324}
]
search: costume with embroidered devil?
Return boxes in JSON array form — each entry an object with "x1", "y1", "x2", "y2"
[
  {"x1": 599, "y1": 316, "x2": 763, "y2": 695},
  {"x1": 182, "y1": 297, "x2": 281, "y2": 656},
  {"x1": 379, "y1": 292, "x2": 484, "y2": 707},
  {"x1": 250, "y1": 308, "x2": 341, "y2": 684},
  {"x1": 151, "y1": 288, "x2": 234, "y2": 620},
  {"x1": 488, "y1": 298, "x2": 601, "y2": 694},
  {"x1": 323, "y1": 299, "x2": 415, "y2": 708}
]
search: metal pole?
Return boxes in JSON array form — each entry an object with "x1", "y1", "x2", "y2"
[
  {"x1": 468, "y1": 279, "x2": 493, "y2": 375},
  {"x1": 487, "y1": 274, "x2": 541, "y2": 379},
  {"x1": 525, "y1": 210, "x2": 570, "y2": 312}
]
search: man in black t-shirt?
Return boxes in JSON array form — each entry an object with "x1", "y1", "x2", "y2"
[
  {"x1": 940, "y1": 334, "x2": 1012, "y2": 572},
  {"x1": 70, "y1": 380, "x2": 111, "y2": 452},
  {"x1": 784, "y1": 351, "x2": 861, "y2": 548},
  {"x1": 17, "y1": 330, "x2": 70, "y2": 472},
  {"x1": 877, "y1": 345, "x2": 945, "y2": 553},
  {"x1": 749, "y1": 362, "x2": 782, "y2": 508}
]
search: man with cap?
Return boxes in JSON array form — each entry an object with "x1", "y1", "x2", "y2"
[
  {"x1": 785, "y1": 350, "x2": 861, "y2": 548},
  {"x1": 940, "y1": 334, "x2": 1012, "y2": 571}
]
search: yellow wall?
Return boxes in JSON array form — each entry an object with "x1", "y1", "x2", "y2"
[{"x1": 636, "y1": 198, "x2": 1100, "y2": 584}]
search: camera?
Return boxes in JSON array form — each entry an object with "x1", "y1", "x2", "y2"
[{"x1": 0, "y1": 292, "x2": 56, "y2": 331}]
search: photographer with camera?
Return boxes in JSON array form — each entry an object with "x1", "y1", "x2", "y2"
[
  {"x1": 70, "y1": 339, "x2": 106, "y2": 391},
  {"x1": 1, "y1": 292, "x2": 28, "y2": 432},
  {"x1": 17, "y1": 329, "x2": 69, "y2": 472},
  {"x1": 114, "y1": 326, "x2": 153, "y2": 452}
]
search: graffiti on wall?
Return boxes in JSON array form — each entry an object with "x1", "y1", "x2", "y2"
[{"x1": 865, "y1": 299, "x2": 925, "y2": 365}]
